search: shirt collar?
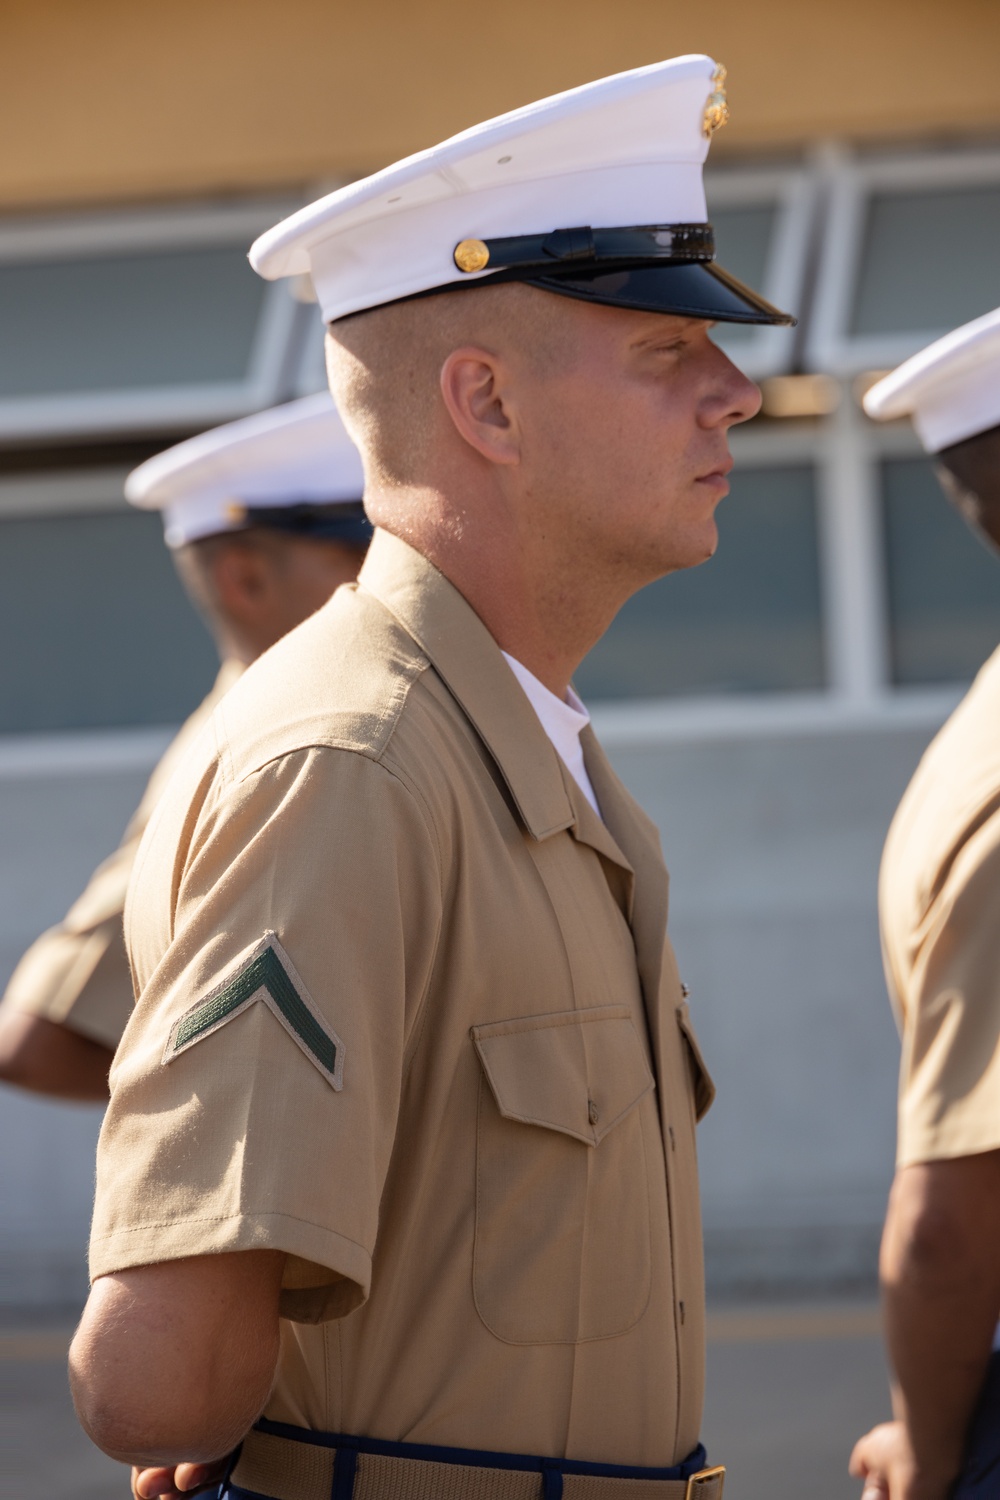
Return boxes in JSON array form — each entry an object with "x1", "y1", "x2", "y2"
[
  {"x1": 358, "y1": 528, "x2": 577, "y2": 841},
  {"x1": 501, "y1": 651, "x2": 591, "y2": 739}
]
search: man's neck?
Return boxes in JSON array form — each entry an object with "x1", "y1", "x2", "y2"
[{"x1": 374, "y1": 510, "x2": 620, "y2": 701}]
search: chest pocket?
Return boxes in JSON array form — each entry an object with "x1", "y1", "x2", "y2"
[{"x1": 471, "y1": 1004, "x2": 655, "y2": 1346}]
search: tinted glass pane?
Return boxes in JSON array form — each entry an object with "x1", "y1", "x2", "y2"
[
  {"x1": 706, "y1": 203, "x2": 777, "y2": 347},
  {"x1": 0, "y1": 508, "x2": 218, "y2": 732},
  {"x1": 575, "y1": 465, "x2": 824, "y2": 701},
  {"x1": 852, "y1": 185, "x2": 1000, "y2": 336},
  {"x1": 297, "y1": 312, "x2": 329, "y2": 394},
  {"x1": 883, "y1": 457, "x2": 1000, "y2": 685},
  {"x1": 0, "y1": 246, "x2": 267, "y2": 397}
]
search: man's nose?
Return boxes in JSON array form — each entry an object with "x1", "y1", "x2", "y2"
[{"x1": 703, "y1": 350, "x2": 762, "y2": 428}]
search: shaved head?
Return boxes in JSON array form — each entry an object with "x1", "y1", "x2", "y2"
[{"x1": 325, "y1": 284, "x2": 572, "y2": 498}]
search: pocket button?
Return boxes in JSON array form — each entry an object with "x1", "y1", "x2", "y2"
[{"x1": 587, "y1": 1098, "x2": 600, "y2": 1127}]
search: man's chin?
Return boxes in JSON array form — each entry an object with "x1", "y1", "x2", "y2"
[{"x1": 666, "y1": 526, "x2": 719, "y2": 573}]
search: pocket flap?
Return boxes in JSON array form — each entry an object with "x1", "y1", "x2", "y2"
[
  {"x1": 676, "y1": 1000, "x2": 716, "y2": 1121},
  {"x1": 472, "y1": 1005, "x2": 655, "y2": 1146}
]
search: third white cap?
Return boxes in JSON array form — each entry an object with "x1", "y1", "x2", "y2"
[{"x1": 864, "y1": 307, "x2": 1000, "y2": 453}]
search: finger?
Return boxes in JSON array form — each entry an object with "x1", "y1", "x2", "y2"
[
  {"x1": 173, "y1": 1460, "x2": 228, "y2": 1492},
  {"x1": 133, "y1": 1467, "x2": 204, "y2": 1500},
  {"x1": 133, "y1": 1467, "x2": 177, "y2": 1499}
]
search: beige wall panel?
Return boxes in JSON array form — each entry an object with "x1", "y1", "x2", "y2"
[{"x1": 1, "y1": 0, "x2": 997, "y2": 209}]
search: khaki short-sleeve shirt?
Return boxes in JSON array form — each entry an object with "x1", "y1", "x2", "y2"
[
  {"x1": 881, "y1": 645, "x2": 1000, "y2": 1168},
  {"x1": 92, "y1": 532, "x2": 714, "y2": 1467},
  {"x1": 0, "y1": 662, "x2": 243, "y2": 1049}
]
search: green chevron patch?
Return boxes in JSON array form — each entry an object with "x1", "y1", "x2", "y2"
[{"x1": 163, "y1": 931, "x2": 343, "y2": 1089}]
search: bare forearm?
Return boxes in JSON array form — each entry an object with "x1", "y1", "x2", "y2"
[
  {"x1": 0, "y1": 1010, "x2": 111, "y2": 1100},
  {"x1": 69, "y1": 1252, "x2": 285, "y2": 1466},
  {"x1": 881, "y1": 1160, "x2": 1000, "y2": 1485},
  {"x1": 883, "y1": 1267, "x2": 994, "y2": 1481}
]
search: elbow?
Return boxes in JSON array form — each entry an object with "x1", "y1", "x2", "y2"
[
  {"x1": 0, "y1": 1018, "x2": 32, "y2": 1088},
  {"x1": 70, "y1": 1255, "x2": 284, "y2": 1465},
  {"x1": 69, "y1": 1325, "x2": 268, "y2": 1467},
  {"x1": 0, "y1": 1011, "x2": 111, "y2": 1100}
]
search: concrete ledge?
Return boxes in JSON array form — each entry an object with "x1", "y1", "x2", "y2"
[
  {"x1": 0, "y1": 1251, "x2": 89, "y2": 1312},
  {"x1": 705, "y1": 1223, "x2": 881, "y2": 1301}
]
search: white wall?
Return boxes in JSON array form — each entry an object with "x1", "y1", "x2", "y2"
[
  {"x1": 603, "y1": 715, "x2": 936, "y2": 1296},
  {"x1": 0, "y1": 754, "x2": 155, "y2": 1308},
  {"x1": 0, "y1": 714, "x2": 940, "y2": 1308}
]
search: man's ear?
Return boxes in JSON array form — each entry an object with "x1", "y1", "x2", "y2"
[
  {"x1": 439, "y1": 346, "x2": 521, "y2": 466},
  {"x1": 209, "y1": 541, "x2": 273, "y2": 622}
]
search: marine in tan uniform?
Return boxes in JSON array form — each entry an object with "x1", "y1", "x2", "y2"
[
  {"x1": 71, "y1": 57, "x2": 793, "y2": 1500},
  {"x1": 0, "y1": 394, "x2": 370, "y2": 1100},
  {"x1": 851, "y1": 311, "x2": 1000, "y2": 1500}
]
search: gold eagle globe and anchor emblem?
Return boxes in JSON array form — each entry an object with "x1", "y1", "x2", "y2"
[{"x1": 702, "y1": 65, "x2": 729, "y2": 137}]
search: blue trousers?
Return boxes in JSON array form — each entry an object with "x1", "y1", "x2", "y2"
[{"x1": 952, "y1": 1350, "x2": 1000, "y2": 1498}]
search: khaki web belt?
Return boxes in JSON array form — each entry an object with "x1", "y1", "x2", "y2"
[{"x1": 230, "y1": 1426, "x2": 725, "y2": 1500}]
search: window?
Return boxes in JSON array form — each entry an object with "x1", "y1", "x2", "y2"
[
  {"x1": 0, "y1": 481, "x2": 217, "y2": 734},
  {"x1": 6, "y1": 161, "x2": 999, "y2": 739},
  {"x1": 575, "y1": 463, "x2": 825, "y2": 701},
  {"x1": 704, "y1": 168, "x2": 815, "y2": 378},
  {"x1": 881, "y1": 455, "x2": 1000, "y2": 686},
  {"x1": 808, "y1": 149, "x2": 1000, "y2": 376},
  {"x1": 294, "y1": 306, "x2": 330, "y2": 397},
  {"x1": 0, "y1": 201, "x2": 308, "y2": 441}
]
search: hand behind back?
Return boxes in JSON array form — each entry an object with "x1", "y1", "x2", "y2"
[{"x1": 131, "y1": 1458, "x2": 230, "y2": 1499}]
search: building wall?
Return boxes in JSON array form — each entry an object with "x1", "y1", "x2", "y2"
[
  {"x1": 604, "y1": 718, "x2": 934, "y2": 1296},
  {"x1": 0, "y1": 757, "x2": 152, "y2": 1306},
  {"x1": 0, "y1": 712, "x2": 940, "y2": 1306},
  {"x1": 1, "y1": 2, "x2": 997, "y2": 1308},
  {"x1": 1, "y1": 0, "x2": 998, "y2": 210}
]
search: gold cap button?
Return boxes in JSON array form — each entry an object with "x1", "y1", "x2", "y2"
[{"x1": 454, "y1": 238, "x2": 490, "y2": 273}]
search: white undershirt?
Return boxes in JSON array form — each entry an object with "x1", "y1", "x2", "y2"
[{"x1": 502, "y1": 652, "x2": 601, "y2": 818}]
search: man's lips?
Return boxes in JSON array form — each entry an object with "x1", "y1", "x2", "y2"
[{"x1": 695, "y1": 459, "x2": 734, "y2": 489}]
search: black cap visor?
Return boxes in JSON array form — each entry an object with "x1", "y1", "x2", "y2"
[{"x1": 520, "y1": 259, "x2": 795, "y2": 326}]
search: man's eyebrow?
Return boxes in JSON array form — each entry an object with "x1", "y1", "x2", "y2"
[{"x1": 631, "y1": 317, "x2": 714, "y2": 347}]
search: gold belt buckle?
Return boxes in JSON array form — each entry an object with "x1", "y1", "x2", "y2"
[{"x1": 684, "y1": 1465, "x2": 726, "y2": 1498}]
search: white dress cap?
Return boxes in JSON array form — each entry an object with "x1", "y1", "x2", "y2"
[
  {"x1": 125, "y1": 393, "x2": 367, "y2": 549},
  {"x1": 250, "y1": 55, "x2": 792, "y2": 329},
  {"x1": 864, "y1": 307, "x2": 1000, "y2": 453}
]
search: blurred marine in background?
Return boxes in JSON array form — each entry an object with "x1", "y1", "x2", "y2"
[
  {"x1": 0, "y1": 393, "x2": 370, "y2": 1101},
  {"x1": 851, "y1": 309, "x2": 1000, "y2": 1500}
]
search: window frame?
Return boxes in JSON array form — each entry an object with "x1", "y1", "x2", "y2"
[
  {"x1": 0, "y1": 199, "x2": 305, "y2": 441},
  {"x1": 806, "y1": 146, "x2": 1000, "y2": 377},
  {"x1": 0, "y1": 467, "x2": 131, "y2": 520},
  {"x1": 0, "y1": 156, "x2": 985, "y2": 757},
  {"x1": 292, "y1": 302, "x2": 331, "y2": 398},
  {"x1": 588, "y1": 402, "x2": 961, "y2": 742},
  {"x1": 0, "y1": 420, "x2": 965, "y2": 760},
  {"x1": 703, "y1": 165, "x2": 817, "y2": 379}
]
